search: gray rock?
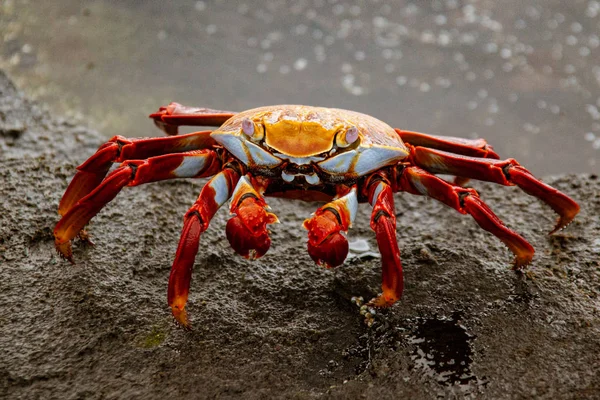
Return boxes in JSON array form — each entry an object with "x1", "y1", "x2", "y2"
[{"x1": 1, "y1": 71, "x2": 598, "y2": 399}]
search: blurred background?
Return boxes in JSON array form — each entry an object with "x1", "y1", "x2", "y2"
[{"x1": 1, "y1": 0, "x2": 599, "y2": 175}]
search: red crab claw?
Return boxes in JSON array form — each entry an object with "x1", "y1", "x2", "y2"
[
  {"x1": 306, "y1": 226, "x2": 349, "y2": 269},
  {"x1": 303, "y1": 188, "x2": 357, "y2": 268},
  {"x1": 226, "y1": 177, "x2": 279, "y2": 260}
]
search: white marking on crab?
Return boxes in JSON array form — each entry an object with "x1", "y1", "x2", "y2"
[
  {"x1": 273, "y1": 153, "x2": 325, "y2": 165},
  {"x1": 317, "y1": 150, "x2": 357, "y2": 174},
  {"x1": 210, "y1": 132, "x2": 250, "y2": 165},
  {"x1": 208, "y1": 172, "x2": 232, "y2": 207},
  {"x1": 410, "y1": 179, "x2": 429, "y2": 196},
  {"x1": 230, "y1": 175, "x2": 253, "y2": 204},
  {"x1": 173, "y1": 155, "x2": 207, "y2": 177},
  {"x1": 319, "y1": 145, "x2": 408, "y2": 176},
  {"x1": 353, "y1": 146, "x2": 408, "y2": 176},
  {"x1": 211, "y1": 131, "x2": 281, "y2": 168},
  {"x1": 267, "y1": 110, "x2": 283, "y2": 124},
  {"x1": 245, "y1": 141, "x2": 282, "y2": 167},
  {"x1": 305, "y1": 173, "x2": 321, "y2": 185},
  {"x1": 420, "y1": 152, "x2": 448, "y2": 172},
  {"x1": 339, "y1": 187, "x2": 358, "y2": 226},
  {"x1": 369, "y1": 182, "x2": 385, "y2": 206},
  {"x1": 281, "y1": 114, "x2": 299, "y2": 121},
  {"x1": 282, "y1": 171, "x2": 295, "y2": 182}
]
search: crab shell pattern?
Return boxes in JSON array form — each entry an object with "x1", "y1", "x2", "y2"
[{"x1": 54, "y1": 103, "x2": 580, "y2": 327}]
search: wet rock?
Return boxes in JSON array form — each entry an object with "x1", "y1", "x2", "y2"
[{"x1": 1, "y1": 71, "x2": 599, "y2": 399}]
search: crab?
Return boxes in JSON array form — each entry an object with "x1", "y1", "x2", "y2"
[{"x1": 54, "y1": 103, "x2": 580, "y2": 327}]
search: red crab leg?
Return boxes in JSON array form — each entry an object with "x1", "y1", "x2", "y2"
[
  {"x1": 409, "y1": 146, "x2": 580, "y2": 233},
  {"x1": 398, "y1": 166, "x2": 535, "y2": 268},
  {"x1": 58, "y1": 131, "x2": 216, "y2": 216},
  {"x1": 168, "y1": 167, "x2": 240, "y2": 328},
  {"x1": 366, "y1": 180, "x2": 404, "y2": 308},
  {"x1": 303, "y1": 187, "x2": 358, "y2": 268},
  {"x1": 397, "y1": 129, "x2": 499, "y2": 186},
  {"x1": 54, "y1": 150, "x2": 222, "y2": 262},
  {"x1": 396, "y1": 130, "x2": 500, "y2": 159},
  {"x1": 226, "y1": 176, "x2": 279, "y2": 259},
  {"x1": 149, "y1": 102, "x2": 236, "y2": 135}
]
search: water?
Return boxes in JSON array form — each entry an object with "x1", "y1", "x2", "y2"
[
  {"x1": 409, "y1": 313, "x2": 478, "y2": 386},
  {"x1": 408, "y1": 313, "x2": 487, "y2": 395},
  {"x1": 1, "y1": 0, "x2": 598, "y2": 175}
]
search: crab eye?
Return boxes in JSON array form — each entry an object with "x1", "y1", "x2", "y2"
[
  {"x1": 346, "y1": 127, "x2": 358, "y2": 144},
  {"x1": 336, "y1": 126, "x2": 359, "y2": 148},
  {"x1": 242, "y1": 118, "x2": 254, "y2": 136},
  {"x1": 241, "y1": 118, "x2": 265, "y2": 141}
]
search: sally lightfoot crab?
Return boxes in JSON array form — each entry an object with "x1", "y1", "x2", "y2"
[{"x1": 54, "y1": 104, "x2": 580, "y2": 327}]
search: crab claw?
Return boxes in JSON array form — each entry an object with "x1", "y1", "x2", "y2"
[
  {"x1": 226, "y1": 176, "x2": 278, "y2": 260},
  {"x1": 226, "y1": 211, "x2": 277, "y2": 260},
  {"x1": 303, "y1": 188, "x2": 357, "y2": 268},
  {"x1": 306, "y1": 229, "x2": 349, "y2": 268}
]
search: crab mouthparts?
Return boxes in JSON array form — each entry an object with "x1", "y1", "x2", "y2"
[
  {"x1": 281, "y1": 164, "x2": 321, "y2": 185},
  {"x1": 284, "y1": 163, "x2": 314, "y2": 175}
]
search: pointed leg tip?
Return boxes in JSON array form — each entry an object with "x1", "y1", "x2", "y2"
[
  {"x1": 510, "y1": 244, "x2": 534, "y2": 270},
  {"x1": 512, "y1": 256, "x2": 533, "y2": 270},
  {"x1": 548, "y1": 225, "x2": 562, "y2": 236},
  {"x1": 55, "y1": 239, "x2": 74, "y2": 264},
  {"x1": 366, "y1": 293, "x2": 399, "y2": 308},
  {"x1": 549, "y1": 210, "x2": 579, "y2": 235},
  {"x1": 171, "y1": 305, "x2": 191, "y2": 330}
]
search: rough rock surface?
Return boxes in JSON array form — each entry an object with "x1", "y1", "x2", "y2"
[{"x1": 1, "y1": 71, "x2": 599, "y2": 399}]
